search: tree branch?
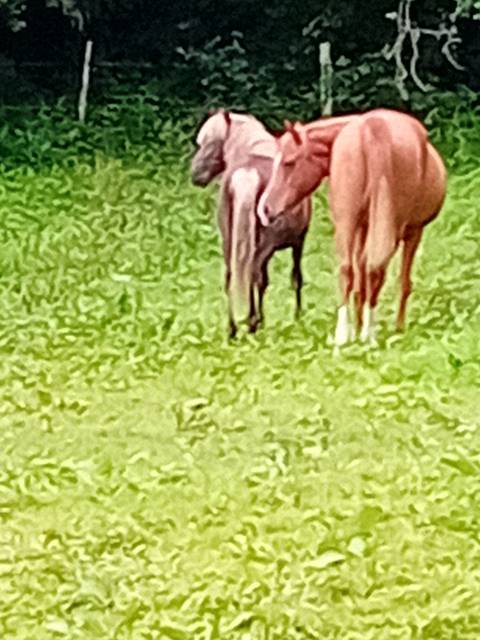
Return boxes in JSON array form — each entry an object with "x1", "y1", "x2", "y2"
[{"x1": 384, "y1": 0, "x2": 466, "y2": 98}]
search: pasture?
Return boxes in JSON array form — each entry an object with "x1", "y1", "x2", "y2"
[{"x1": 1, "y1": 102, "x2": 480, "y2": 639}]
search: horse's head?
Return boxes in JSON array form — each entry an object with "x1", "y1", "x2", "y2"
[
  {"x1": 191, "y1": 109, "x2": 231, "y2": 187},
  {"x1": 258, "y1": 120, "x2": 331, "y2": 224}
]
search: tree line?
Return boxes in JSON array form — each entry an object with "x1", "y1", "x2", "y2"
[{"x1": 0, "y1": 0, "x2": 479, "y2": 110}]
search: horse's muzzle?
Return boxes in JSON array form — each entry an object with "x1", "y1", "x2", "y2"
[
  {"x1": 257, "y1": 193, "x2": 277, "y2": 226},
  {"x1": 257, "y1": 201, "x2": 284, "y2": 227},
  {"x1": 191, "y1": 171, "x2": 210, "y2": 187},
  {"x1": 191, "y1": 157, "x2": 225, "y2": 187}
]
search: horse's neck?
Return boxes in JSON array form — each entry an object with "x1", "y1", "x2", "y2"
[{"x1": 224, "y1": 117, "x2": 277, "y2": 167}]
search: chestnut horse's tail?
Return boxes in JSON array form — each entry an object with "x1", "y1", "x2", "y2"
[
  {"x1": 362, "y1": 117, "x2": 398, "y2": 271},
  {"x1": 228, "y1": 167, "x2": 259, "y2": 316}
]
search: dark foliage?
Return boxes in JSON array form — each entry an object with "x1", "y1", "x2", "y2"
[{"x1": 0, "y1": 0, "x2": 478, "y2": 110}]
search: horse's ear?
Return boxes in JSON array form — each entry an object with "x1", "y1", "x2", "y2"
[
  {"x1": 223, "y1": 111, "x2": 231, "y2": 126},
  {"x1": 284, "y1": 120, "x2": 302, "y2": 146}
]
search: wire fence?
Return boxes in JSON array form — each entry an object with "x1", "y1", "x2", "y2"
[{"x1": 0, "y1": 58, "x2": 174, "y2": 112}]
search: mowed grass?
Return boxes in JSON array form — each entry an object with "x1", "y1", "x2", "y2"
[{"x1": 1, "y1": 107, "x2": 480, "y2": 639}]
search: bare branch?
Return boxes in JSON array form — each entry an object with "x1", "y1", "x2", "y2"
[
  {"x1": 405, "y1": 0, "x2": 432, "y2": 92},
  {"x1": 384, "y1": 0, "x2": 409, "y2": 99},
  {"x1": 409, "y1": 27, "x2": 432, "y2": 91},
  {"x1": 441, "y1": 37, "x2": 465, "y2": 70},
  {"x1": 384, "y1": 0, "x2": 466, "y2": 98}
]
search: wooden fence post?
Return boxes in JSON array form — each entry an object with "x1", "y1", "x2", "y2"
[
  {"x1": 319, "y1": 41, "x2": 333, "y2": 116},
  {"x1": 78, "y1": 39, "x2": 93, "y2": 123}
]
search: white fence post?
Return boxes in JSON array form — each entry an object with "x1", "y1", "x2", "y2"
[
  {"x1": 78, "y1": 39, "x2": 93, "y2": 123},
  {"x1": 319, "y1": 41, "x2": 333, "y2": 116}
]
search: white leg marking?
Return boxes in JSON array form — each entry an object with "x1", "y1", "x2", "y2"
[
  {"x1": 350, "y1": 318, "x2": 357, "y2": 342},
  {"x1": 334, "y1": 305, "x2": 350, "y2": 347},
  {"x1": 360, "y1": 306, "x2": 370, "y2": 343},
  {"x1": 360, "y1": 306, "x2": 377, "y2": 345}
]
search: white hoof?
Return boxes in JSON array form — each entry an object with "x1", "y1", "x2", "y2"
[{"x1": 360, "y1": 306, "x2": 376, "y2": 344}]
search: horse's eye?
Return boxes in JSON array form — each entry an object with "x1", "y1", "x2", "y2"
[{"x1": 283, "y1": 159, "x2": 296, "y2": 167}]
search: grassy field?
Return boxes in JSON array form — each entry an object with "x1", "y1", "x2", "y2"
[{"x1": 1, "y1": 102, "x2": 480, "y2": 639}]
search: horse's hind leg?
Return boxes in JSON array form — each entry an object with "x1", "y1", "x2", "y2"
[
  {"x1": 360, "y1": 266, "x2": 386, "y2": 344},
  {"x1": 396, "y1": 226, "x2": 423, "y2": 332},
  {"x1": 225, "y1": 268, "x2": 237, "y2": 339},
  {"x1": 257, "y1": 260, "x2": 270, "y2": 325},
  {"x1": 354, "y1": 268, "x2": 366, "y2": 334},
  {"x1": 353, "y1": 224, "x2": 367, "y2": 336},
  {"x1": 333, "y1": 222, "x2": 356, "y2": 348},
  {"x1": 291, "y1": 239, "x2": 305, "y2": 319},
  {"x1": 360, "y1": 184, "x2": 397, "y2": 344}
]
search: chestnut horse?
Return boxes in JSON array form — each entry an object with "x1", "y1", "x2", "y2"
[
  {"x1": 191, "y1": 110, "x2": 312, "y2": 337},
  {"x1": 259, "y1": 108, "x2": 447, "y2": 347}
]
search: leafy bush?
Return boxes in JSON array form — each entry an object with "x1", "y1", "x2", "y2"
[
  {"x1": 0, "y1": 93, "x2": 201, "y2": 174},
  {"x1": 0, "y1": 78, "x2": 477, "y2": 177},
  {"x1": 174, "y1": 32, "x2": 282, "y2": 109}
]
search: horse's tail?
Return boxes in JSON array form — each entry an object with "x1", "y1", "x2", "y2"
[
  {"x1": 362, "y1": 117, "x2": 397, "y2": 271},
  {"x1": 228, "y1": 167, "x2": 259, "y2": 317}
]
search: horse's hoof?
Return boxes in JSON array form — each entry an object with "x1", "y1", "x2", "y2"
[{"x1": 248, "y1": 319, "x2": 260, "y2": 334}]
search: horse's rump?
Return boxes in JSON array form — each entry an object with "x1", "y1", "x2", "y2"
[{"x1": 336, "y1": 113, "x2": 431, "y2": 271}]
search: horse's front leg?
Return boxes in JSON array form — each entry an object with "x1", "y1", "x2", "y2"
[{"x1": 291, "y1": 238, "x2": 305, "y2": 319}]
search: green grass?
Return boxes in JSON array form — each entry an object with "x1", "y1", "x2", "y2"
[{"x1": 1, "y1": 103, "x2": 480, "y2": 639}]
